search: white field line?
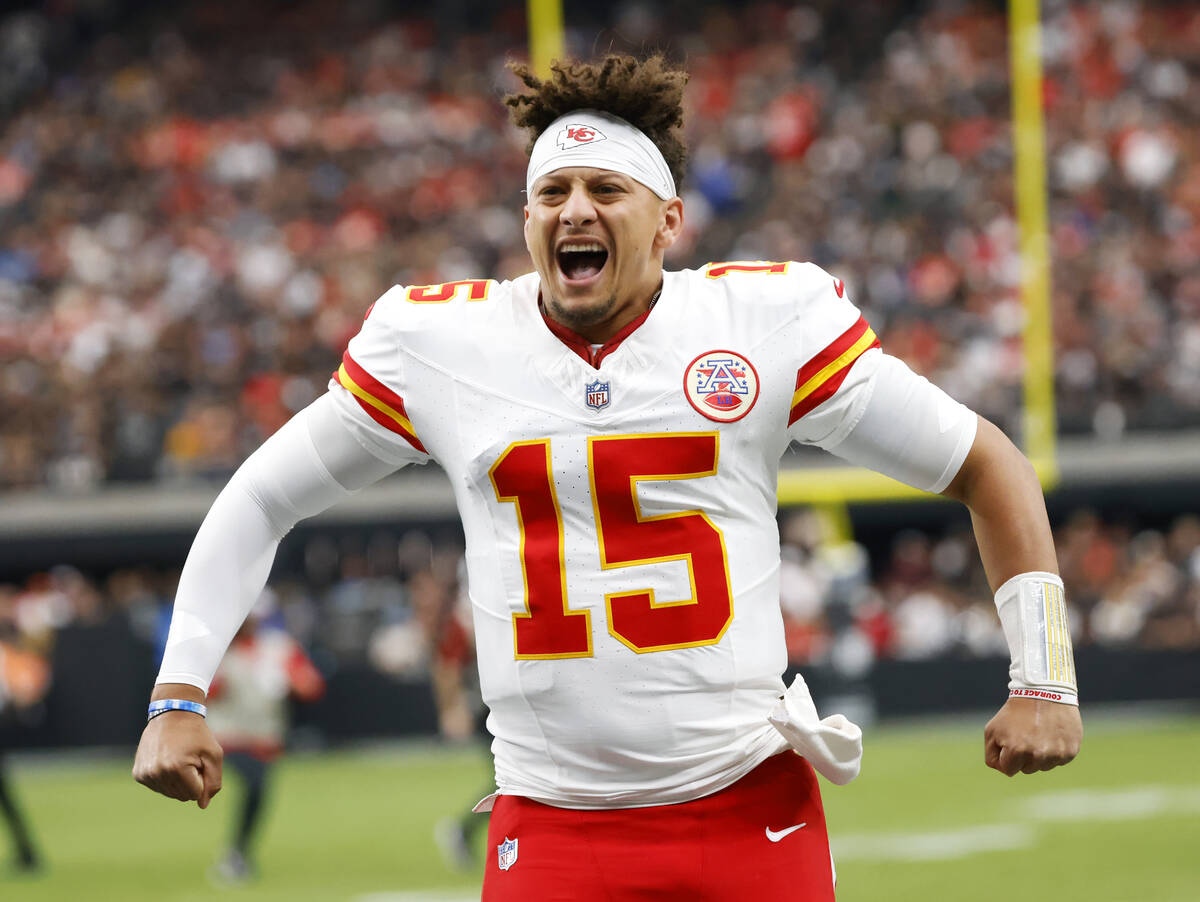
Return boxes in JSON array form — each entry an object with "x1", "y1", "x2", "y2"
[
  {"x1": 832, "y1": 824, "x2": 1034, "y2": 861},
  {"x1": 829, "y1": 783, "x2": 1200, "y2": 863},
  {"x1": 1022, "y1": 784, "x2": 1200, "y2": 822}
]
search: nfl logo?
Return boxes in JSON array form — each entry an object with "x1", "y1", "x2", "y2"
[
  {"x1": 585, "y1": 379, "x2": 611, "y2": 411},
  {"x1": 497, "y1": 837, "x2": 519, "y2": 871}
]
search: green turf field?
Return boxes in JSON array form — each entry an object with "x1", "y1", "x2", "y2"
[{"x1": 4, "y1": 710, "x2": 1198, "y2": 901}]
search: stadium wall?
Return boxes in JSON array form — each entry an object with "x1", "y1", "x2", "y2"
[{"x1": 3, "y1": 616, "x2": 1196, "y2": 752}]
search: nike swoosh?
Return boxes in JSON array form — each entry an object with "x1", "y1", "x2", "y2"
[{"x1": 765, "y1": 823, "x2": 807, "y2": 842}]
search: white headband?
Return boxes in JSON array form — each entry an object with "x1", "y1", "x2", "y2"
[{"x1": 525, "y1": 109, "x2": 677, "y2": 201}]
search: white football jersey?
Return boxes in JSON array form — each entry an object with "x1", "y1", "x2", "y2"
[{"x1": 327, "y1": 262, "x2": 957, "y2": 808}]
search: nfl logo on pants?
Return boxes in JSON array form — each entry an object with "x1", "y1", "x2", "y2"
[{"x1": 497, "y1": 837, "x2": 518, "y2": 871}]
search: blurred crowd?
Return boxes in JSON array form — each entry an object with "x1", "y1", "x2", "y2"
[
  {"x1": 0, "y1": 529, "x2": 482, "y2": 742},
  {"x1": 1, "y1": 1, "x2": 1199, "y2": 490},
  {"x1": 777, "y1": 508, "x2": 1200, "y2": 670}
]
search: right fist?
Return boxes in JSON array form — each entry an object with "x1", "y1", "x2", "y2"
[{"x1": 132, "y1": 712, "x2": 224, "y2": 809}]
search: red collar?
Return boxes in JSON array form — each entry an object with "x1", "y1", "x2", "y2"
[{"x1": 539, "y1": 291, "x2": 659, "y2": 369}]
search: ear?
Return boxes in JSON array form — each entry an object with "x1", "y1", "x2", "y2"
[
  {"x1": 523, "y1": 205, "x2": 531, "y2": 249},
  {"x1": 654, "y1": 197, "x2": 685, "y2": 251}
]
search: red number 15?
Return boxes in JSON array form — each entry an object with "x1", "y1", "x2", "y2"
[{"x1": 489, "y1": 433, "x2": 734, "y2": 660}]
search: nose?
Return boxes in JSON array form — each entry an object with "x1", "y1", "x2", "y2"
[{"x1": 559, "y1": 185, "x2": 597, "y2": 227}]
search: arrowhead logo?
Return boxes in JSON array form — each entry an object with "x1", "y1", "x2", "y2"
[{"x1": 556, "y1": 124, "x2": 607, "y2": 150}]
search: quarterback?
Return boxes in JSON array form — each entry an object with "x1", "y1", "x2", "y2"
[{"x1": 134, "y1": 55, "x2": 1081, "y2": 899}]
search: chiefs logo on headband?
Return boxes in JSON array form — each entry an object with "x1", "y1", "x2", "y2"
[{"x1": 556, "y1": 124, "x2": 607, "y2": 150}]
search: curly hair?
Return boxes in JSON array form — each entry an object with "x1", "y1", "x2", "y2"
[{"x1": 504, "y1": 54, "x2": 689, "y2": 191}]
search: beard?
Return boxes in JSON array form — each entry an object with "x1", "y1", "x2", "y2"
[{"x1": 543, "y1": 291, "x2": 618, "y2": 332}]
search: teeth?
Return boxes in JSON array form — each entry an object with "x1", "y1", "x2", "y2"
[{"x1": 559, "y1": 242, "x2": 605, "y2": 253}]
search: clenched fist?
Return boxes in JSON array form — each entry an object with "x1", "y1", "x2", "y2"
[
  {"x1": 984, "y1": 696, "x2": 1082, "y2": 777},
  {"x1": 132, "y1": 684, "x2": 224, "y2": 808}
]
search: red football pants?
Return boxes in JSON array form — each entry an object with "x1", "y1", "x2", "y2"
[{"x1": 482, "y1": 752, "x2": 834, "y2": 901}]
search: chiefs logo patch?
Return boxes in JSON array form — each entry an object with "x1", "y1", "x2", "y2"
[
  {"x1": 556, "y1": 124, "x2": 607, "y2": 150},
  {"x1": 684, "y1": 350, "x2": 760, "y2": 423}
]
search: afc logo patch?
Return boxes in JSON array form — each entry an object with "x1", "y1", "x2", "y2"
[
  {"x1": 585, "y1": 379, "x2": 611, "y2": 411},
  {"x1": 684, "y1": 350, "x2": 760, "y2": 423},
  {"x1": 497, "y1": 836, "x2": 519, "y2": 871},
  {"x1": 557, "y1": 124, "x2": 607, "y2": 150}
]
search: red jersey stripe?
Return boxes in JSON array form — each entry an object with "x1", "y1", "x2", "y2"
[
  {"x1": 333, "y1": 354, "x2": 428, "y2": 453},
  {"x1": 794, "y1": 316, "x2": 871, "y2": 390},
  {"x1": 340, "y1": 351, "x2": 408, "y2": 415},
  {"x1": 789, "y1": 317, "x2": 880, "y2": 425}
]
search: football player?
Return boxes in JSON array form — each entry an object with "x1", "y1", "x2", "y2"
[{"x1": 135, "y1": 55, "x2": 1081, "y2": 900}]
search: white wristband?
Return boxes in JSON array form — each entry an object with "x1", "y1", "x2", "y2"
[{"x1": 995, "y1": 571, "x2": 1079, "y2": 706}]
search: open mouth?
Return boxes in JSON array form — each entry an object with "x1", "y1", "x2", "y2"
[{"x1": 556, "y1": 241, "x2": 609, "y2": 283}]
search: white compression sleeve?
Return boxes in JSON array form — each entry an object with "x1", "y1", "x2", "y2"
[
  {"x1": 824, "y1": 354, "x2": 978, "y2": 494},
  {"x1": 156, "y1": 393, "x2": 399, "y2": 692}
]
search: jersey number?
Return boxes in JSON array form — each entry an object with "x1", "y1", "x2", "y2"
[
  {"x1": 705, "y1": 261, "x2": 789, "y2": 279},
  {"x1": 405, "y1": 280, "x2": 490, "y2": 303},
  {"x1": 489, "y1": 434, "x2": 734, "y2": 659}
]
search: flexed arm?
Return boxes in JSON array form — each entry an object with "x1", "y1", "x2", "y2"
[
  {"x1": 801, "y1": 341, "x2": 1081, "y2": 778},
  {"x1": 941, "y1": 417, "x2": 1082, "y2": 776},
  {"x1": 133, "y1": 393, "x2": 399, "y2": 806}
]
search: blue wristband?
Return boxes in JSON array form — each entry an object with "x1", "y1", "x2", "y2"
[{"x1": 147, "y1": 699, "x2": 208, "y2": 722}]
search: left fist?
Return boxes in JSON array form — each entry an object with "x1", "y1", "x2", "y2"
[{"x1": 984, "y1": 697, "x2": 1082, "y2": 776}]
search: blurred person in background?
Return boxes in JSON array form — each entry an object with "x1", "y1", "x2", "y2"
[
  {"x1": 778, "y1": 509, "x2": 836, "y2": 664},
  {"x1": 427, "y1": 560, "x2": 493, "y2": 871},
  {"x1": 410, "y1": 566, "x2": 476, "y2": 745},
  {"x1": 203, "y1": 590, "x2": 325, "y2": 885},
  {"x1": 0, "y1": 598, "x2": 49, "y2": 874},
  {"x1": 778, "y1": 508, "x2": 879, "y2": 727},
  {"x1": 367, "y1": 556, "x2": 488, "y2": 869},
  {"x1": 134, "y1": 53, "x2": 1080, "y2": 900}
]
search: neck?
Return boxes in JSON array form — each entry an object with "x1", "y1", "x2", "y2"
[{"x1": 542, "y1": 278, "x2": 664, "y2": 344}]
